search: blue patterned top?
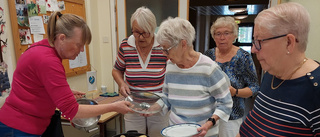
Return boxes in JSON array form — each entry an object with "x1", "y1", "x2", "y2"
[{"x1": 204, "y1": 48, "x2": 260, "y2": 120}]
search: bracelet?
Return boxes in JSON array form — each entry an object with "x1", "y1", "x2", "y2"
[{"x1": 234, "y1": 88, "x2": 238, "y2": 97}]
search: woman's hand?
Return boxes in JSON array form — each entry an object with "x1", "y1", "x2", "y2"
[
  {"x1": 229, "y1": 86, "x2": 237, "y2": 96},
  {"x1": 119, "y1": 83, "x2": 130, "y2": 97},
  {"x1": 71, "y1": 89, "x2": 86, "y2": 99},
  {"x1": 193, "y1": 122, "x2": 211, "y2": 137},
  {"x1": 111, "y1": 101, "x2": 134, "y2": 114}
]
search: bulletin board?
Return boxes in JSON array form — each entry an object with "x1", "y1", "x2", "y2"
[{"x1": 7, "y1": 0, "x2": 90, "y2": 77}]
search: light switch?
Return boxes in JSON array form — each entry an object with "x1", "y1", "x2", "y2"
[{"x1": 102, "y1": 36, "x2": 108, "y2": 43}]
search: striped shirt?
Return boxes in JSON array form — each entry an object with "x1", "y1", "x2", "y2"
[
  {"x1": 161, "y1": 54, "x2": 233, "y2": 137},
  {"x1": 240, "y1": 68, "x2": 320, "y2": 136},
  {"x1": 114, "y1": 35, "x2": 167, "y2": 92},
  {"x1": 204, "y1": 48, "x2": 260, "y2": 120}
]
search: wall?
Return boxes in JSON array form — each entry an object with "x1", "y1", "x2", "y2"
[
  {"x1": 1, "y1": 0, "x2": 16, "y2": 84},
  {"x1": 64, "y1": 1, "x2": 116, "y2": 136},
  {"x1": 1, "y1": 0, "x2": 114, "y2": 95},
  {"x1": 67, "y1": 0, "x2": 115, "y2": 93},
  {"x1": 281, "y1": 0, "x2": 320, "y2": 61}
]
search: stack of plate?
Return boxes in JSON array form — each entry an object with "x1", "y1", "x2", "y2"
[{"x1": 161, "y1": 123, "x2": 201, "y2": 137}]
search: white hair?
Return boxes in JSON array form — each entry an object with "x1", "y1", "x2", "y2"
[
  {"x1": 255, "y1": 2, "x2": 310, "y2": 51},
  {"x1": 157, "y1": 17, "x2": 195, "y2": 47},
  {"x1": 130, "y1": 6, "x2": 157, "y2": 34}
]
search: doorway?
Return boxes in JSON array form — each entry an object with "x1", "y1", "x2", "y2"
[{"x1": 110, "y1": 0, "x2": 189, "y2": 92}]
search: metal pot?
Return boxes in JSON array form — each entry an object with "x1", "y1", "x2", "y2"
[
  {"x1": 112, "y1": 130, "x2": 149, "y2": 137},
  {"x1": 71, "y1": 98, "x2": 101, "y2": 132}
]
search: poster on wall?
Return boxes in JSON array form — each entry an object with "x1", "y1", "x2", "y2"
[
  {"x1": 15, "y1": 4, "x2": 29, "y2": 27},
  {"x1": 28, "y1": 16, "x2": 45, "y2": 34},
  {"x1": 0, "y1": 0, "x2": 14, "y2": 95},
  {"x1": 19, "y1": 29, "x2": 32, "y2": 45},
  {"x1": 26, "y1": 0, "x2": 38, "y2": 17},
  {"x1": 0, "y1": 0, "x2": 8, "y2": 55},
  {"x1": 69, "y1": 46, "x2": 88, "y2": 69},
  {"x1": 37, "y1": 0, "x2": 47, "y2": 14}
]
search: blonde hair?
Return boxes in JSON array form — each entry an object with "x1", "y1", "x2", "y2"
[
  {"x1": 255, "y1": 2, "x2": 310, "y2": 51},
  {"x1": 210, "y1": 16, "x2": 238, "y2": 41},
  {"x1": 47, "y1": 12, "x2": 92, "y2": 46}
]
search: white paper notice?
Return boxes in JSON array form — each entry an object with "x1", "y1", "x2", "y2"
[
  {"x1": 29, "y1": 16, "x2": 45, "y2": 34},
  {"x1": 33, "y1": 34, "x2": 43, "y2": 42},
  {"x1": 87, "y1": 71, "x2": 97, "y2": 91},
  {"x1": 69, "y1": 46, "x2": 87, "y2": 69}
]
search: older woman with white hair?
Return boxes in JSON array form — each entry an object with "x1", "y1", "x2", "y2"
[
  {"x1": 204, "y1": 16, "x2": 259, "y2": 137},
  {"x1": 156, "y1": 17, "x2": 233, "y2": 137},
  {"x1": 239, "y1": 2, "x2": 320, "y2": 136},
  {"x1": 112, "y1": 7, "x2": 168, "y2": 136}
]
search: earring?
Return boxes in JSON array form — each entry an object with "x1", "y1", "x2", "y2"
[{"x1": 287, "y1": 51, "x2": 290, "y2": 54}]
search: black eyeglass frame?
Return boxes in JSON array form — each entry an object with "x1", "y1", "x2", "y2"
[
  {"x1": 252, "y1": 34, "x2": 288, "y2": 51},
  {"x1": 132, "y1": 31, "x2": 151, "y2": 38}
]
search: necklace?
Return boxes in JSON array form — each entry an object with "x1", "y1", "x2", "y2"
[{"x1": 271, "y1": 58, "x2": 308, "y2": 90}]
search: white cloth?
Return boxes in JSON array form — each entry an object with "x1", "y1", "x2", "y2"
[
  {"x1": 218, "y1": 118, "x2": 243, "y2": 137},
  {"x1": 124, "y1": 112, "x2": 169, "y2": 137}
]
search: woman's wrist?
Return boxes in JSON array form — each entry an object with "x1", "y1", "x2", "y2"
[{"x1": 233, "y1": 88, "x2": 238, "y2": 97}]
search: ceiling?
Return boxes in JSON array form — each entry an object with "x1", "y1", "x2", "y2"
[
  {"x1": 189, "y1": 0, "x2": 270, "y2": 16},
  {"x1": 190, "y1": 4, "x2": 268, "y2": 16}
]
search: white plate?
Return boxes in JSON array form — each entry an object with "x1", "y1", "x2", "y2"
[{"x1": 161, "y1": 123, "x2": 201, "y2": 137}]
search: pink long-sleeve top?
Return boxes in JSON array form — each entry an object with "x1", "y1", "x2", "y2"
[{"x1": 0, "y1": 39, "x2": 79, "y2": 135}]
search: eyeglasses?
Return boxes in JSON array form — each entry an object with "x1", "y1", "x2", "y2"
[
  {"x1": 252, "y1": 34, "x2": 287, "y2": 51},
  {"x1": 161, "y1": 46, "x2": 174, "y2": 55},
  {"x1": 214, "y1": 31, "x2": 233, "y2": 38},
  {"x1": 132, "y1": 31, "x2": 151, "y2": 38}
]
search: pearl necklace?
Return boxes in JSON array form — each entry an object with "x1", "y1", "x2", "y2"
[{"x1": 271, "y1": 58, "x2": 308, "y2": 90}]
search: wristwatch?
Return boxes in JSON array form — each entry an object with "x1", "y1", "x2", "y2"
[
  {"x1": 234, "y1": 88, "x2": 238, "y2": 97},
  {"x1": 207, "y1": 117, "x2": 216, "y2": 126}
]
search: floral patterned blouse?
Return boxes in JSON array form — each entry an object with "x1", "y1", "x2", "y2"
[{"x1": 204, "y1": 47, "x2": 260, "y2": 120}]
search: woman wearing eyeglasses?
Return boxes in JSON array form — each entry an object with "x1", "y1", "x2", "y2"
[
  {"x1": 239, "y1": 2, "x2": 320, "y2": 136},
  {"x1": 112, "y1": 6, "x2": 168, "y2": 137},
  {"x1": 154, "y1": 17, "x2": 233, "y2": 137},
  {"x1": 204, "y1": 16, "x2": 260, "y2": 137}
]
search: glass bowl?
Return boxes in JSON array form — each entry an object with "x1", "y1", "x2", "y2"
[{"x1": 125, "y1": 91, "x2": 163, "y2": 114}]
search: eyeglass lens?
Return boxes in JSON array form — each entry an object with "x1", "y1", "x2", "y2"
[
  {"x1": 214, "y1": 32, "x2": 233, "y2": 37},
  {"x1": 132, "y1": 31, "x2": 150, "y2": 38},
  {"x1": 252, "y1": 34, "x2": 287, "y2": 51}
]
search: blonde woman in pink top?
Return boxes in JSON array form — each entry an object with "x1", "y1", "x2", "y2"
[{"x1": 0, "y1": 12, "x2": 132, "y2": 136}]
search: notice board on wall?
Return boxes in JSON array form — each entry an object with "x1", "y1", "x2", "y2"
[{"x1": 8, "y1": 0, "x2": 90, "y2": 77}]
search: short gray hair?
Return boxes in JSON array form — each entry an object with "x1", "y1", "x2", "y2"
[
  {"x1": 130, "y1": 6, "x2": 157, "y2": 34},
  {"x1": 255, "y1": 2, "x2": 310, "y2": 52},
  {"x1": 210, "y1": 16, "x2": 238, "y2": 41},
  {"x1": 157, "y1": 17, "x2": 195, "y2": 47}
]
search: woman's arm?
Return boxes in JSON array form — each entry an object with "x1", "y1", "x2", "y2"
[{"x1": 112, "y1": 68, "x2": 130, "y2": 97}]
